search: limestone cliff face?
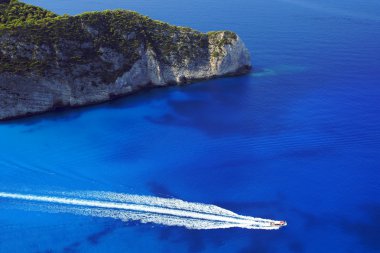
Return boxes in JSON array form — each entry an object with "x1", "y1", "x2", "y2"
[{"x1": 0, "y1": 1, "x2": 251, "y2": 120}]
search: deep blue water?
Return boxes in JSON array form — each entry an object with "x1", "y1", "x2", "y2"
[{"x1": 1, "y1": 0, "x2": 380, "y2": 252}]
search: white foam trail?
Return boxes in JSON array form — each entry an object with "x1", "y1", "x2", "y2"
[
  {"x1": 0, "y1": 192, "x2": 286, "y2": 230},
  {"x1": 63, "y1": 191, "x2": 238, "y2": 217}
]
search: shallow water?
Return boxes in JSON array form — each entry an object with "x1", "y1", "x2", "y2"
[{"x1": 1, "y1": 0, "x2": 380, "y2": 252}]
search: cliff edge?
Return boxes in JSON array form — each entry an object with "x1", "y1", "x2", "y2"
[{"x1": 0, "y1": 0, "x2": 251, "y2": 120}]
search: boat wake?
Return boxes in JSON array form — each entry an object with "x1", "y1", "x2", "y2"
[{"x1": 0, "y1": 191, "x2": 286, "y2": 230}]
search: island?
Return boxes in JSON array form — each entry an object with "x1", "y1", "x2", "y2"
[{"x1": 0, "y1": 0, "x2": 251, "y2": 120}]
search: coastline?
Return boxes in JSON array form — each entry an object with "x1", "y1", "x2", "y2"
[{"x1": 0, "y1": 66, "x2": 251, "y2": 122}]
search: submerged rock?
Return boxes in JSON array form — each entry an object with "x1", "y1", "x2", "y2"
[{"x1": 0, "y1": 0, "x2": 251, "y2": 120}]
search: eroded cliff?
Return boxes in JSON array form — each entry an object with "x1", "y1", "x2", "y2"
[{"x1": 0, "y1": 0, "x2": 251, "y2": 120}]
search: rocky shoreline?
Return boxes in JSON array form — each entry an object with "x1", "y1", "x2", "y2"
[{"x1": 0, "y1": 1, "x2": 251, "y2": 120}]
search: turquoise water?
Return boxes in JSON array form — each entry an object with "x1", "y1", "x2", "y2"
[{"x1": 1, "y1": 0, "x2": 380, "y2": 252}]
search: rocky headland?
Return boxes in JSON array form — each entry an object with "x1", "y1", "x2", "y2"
[{"x1": 0, "y1": 0, "x2": 251, "y2": 120}]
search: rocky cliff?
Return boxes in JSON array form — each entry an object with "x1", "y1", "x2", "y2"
[{"x1": 0, "y1": 0, "x2": 251, "y2": 120}]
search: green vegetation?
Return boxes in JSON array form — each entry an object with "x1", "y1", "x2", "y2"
[
  {"x1": 207, "y1": 31, "x2": 237, "y2": 59},
  {"x1": 0, "y1": 0, "x2": 57, "y2": 29},
  {"x1": 208, "y1": 31, "x2": 237, "y2": 44},
  {"x1": 0, "y1": 0, "x2": 238, "y2": 79}
]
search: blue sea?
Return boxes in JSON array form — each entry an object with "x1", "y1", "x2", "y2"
[{"x1": 1, "y1": 0, "x2": 380, "y2": 252}]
